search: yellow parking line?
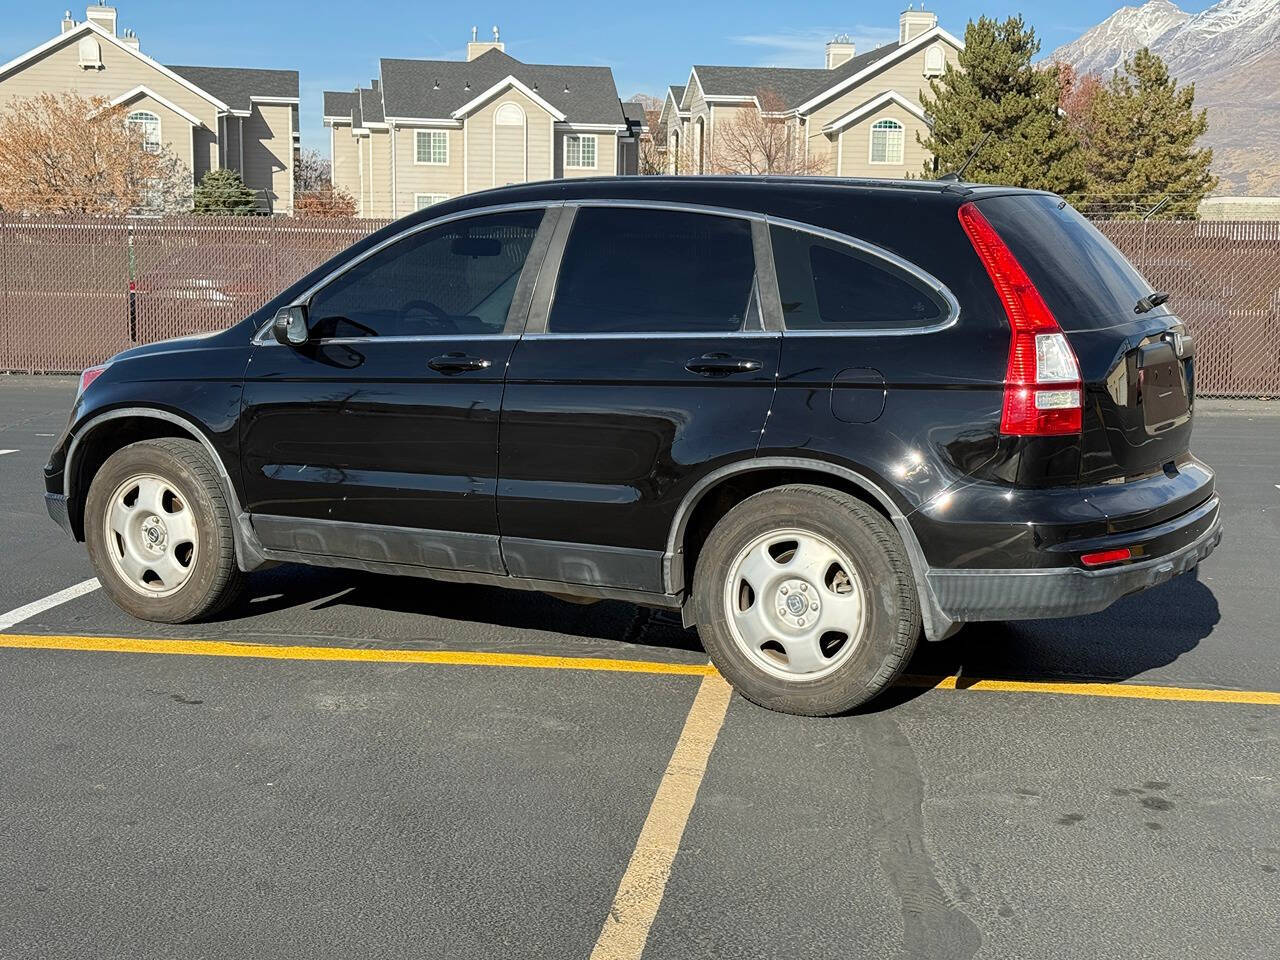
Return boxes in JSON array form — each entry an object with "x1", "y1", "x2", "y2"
[
  {"x1": 1, "y1": 633, "x2": 1277, "y2": 706},
  {"x1": 590, "y1": 673, "x2": 734, "y2": 960},
  {"x1": 898, "y1": 673, "x2": 1280, "y2": 706},
  {"x1": 0, "y1": 633, "x2": 716, "y2": 677}
]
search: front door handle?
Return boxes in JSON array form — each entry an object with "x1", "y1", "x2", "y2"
[
  {"x1": 685, "y1": 353, "x2": 763, "y2": 376},
  {"x1": 428, "y1": 353, "x2": 492, "y2": 373}
]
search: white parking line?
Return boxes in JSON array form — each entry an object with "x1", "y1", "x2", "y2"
[
  {"x1": 0, "y1": 579, "x2": 100, "y2": 632},
  {"x1": 0, "y1": 449, "x2": 17, "y2": 456}
]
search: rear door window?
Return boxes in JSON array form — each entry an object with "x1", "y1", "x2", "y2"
[
  {"x1": 770, "y1": 225, "x2": 949, "y2": 330},
  {"x1": 974, "y1": 194, "x2": 1165, "y2": 330},
  {"x1": 307, "y1": 209, "x2": 543, "y2": 339},
  {"x1": 548, "y1": 207, "x2": 758, "y2": 334}
]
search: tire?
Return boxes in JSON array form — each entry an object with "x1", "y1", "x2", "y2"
[
  {"x1": 84, "y1": 438, "x2": 245, "y2": 623},
  {"x1": 693, "y1": 484, "x2": 920, "y2": 716}
]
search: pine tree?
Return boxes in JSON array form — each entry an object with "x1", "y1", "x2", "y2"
[
  {"x1": 192, "y1": 168, "x2": 261, "y2": 215},
  {"x1": 919, "y1": 16, "x2": 1086, "y2": 195},
  {"x1": 1082, "y1": 48, "x2": 1216, "y2": 218}
]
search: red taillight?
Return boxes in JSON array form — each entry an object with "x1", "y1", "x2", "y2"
[
  {"x1": 78, "y1": 364, "x2": 109, "y2": 396},
  {"x1": 1081, "y1": 547, "x2": 1132, "y2": 568},
  {"x1": 957, "y1": 202, "x2": 1082, "y2": 436}
]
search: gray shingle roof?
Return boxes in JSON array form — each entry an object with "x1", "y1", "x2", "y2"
[
  {"x1": 166, "y1": 65, "x2": 298, "y2": 112},
  {"x1": 323, "y1": 90, "x2": 356, "y2": 118},
  {"x1": 378, "y1": 49, "x2": 624, "y2": 125},
  {"x1": 691, "y1": 40, "x2": 904, "y2": 111},
  {"x1": 668, "y1": 84, "x2": 685, "y2": 105},
  {"x1": 358, "y1": 85, "x2": 384, "y2": 124},
  {"x1": 621, "y1": 101, "x2": 647, "y2": 126}
]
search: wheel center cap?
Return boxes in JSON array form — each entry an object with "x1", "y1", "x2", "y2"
[
  {"x1": 141, "y1": 516, "x2": 167, "y2": 551},
  {"x1": 785, "y1": 593, "x2": 807, "y2": 616},
  {"x1": 775, "y1": 579, "x2": 819, "y2": 628}
]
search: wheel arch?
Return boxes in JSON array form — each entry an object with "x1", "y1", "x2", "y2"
[
  {"x1": 64, "y1": 407, "x2": 265, "y2": 570},
  {"x1": 665, "y1": 456, "x2": 952, "y2": 641}
]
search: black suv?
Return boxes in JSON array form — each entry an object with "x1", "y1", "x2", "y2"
[{"x1": 44, "y1": 177, "x2": 1222, "y2": 715}]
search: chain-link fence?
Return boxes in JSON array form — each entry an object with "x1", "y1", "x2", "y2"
[{"x1": 1, "y1": 213, "x2": 1278, "y2": 397}]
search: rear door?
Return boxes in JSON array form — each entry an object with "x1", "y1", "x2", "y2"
[
  {"x1": 240, "y1": 207, "x2": 549, "y2": 573},
  {"x1": 974, "y1": 195, "x2": 1194, "y2": 483},
  {"x1": 496, "y1": 203, "x2": 780, "y2": 594}
]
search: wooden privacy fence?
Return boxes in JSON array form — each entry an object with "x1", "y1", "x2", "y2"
[{"x1": 1, "y1": 214, "x2": 1278, "y2": 397}]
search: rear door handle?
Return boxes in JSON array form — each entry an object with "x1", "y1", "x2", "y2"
[
  {"x1": 428, "y1": 353, "x2": 492, "y2": 373},
  {"x1": 685, "y1": 353, "x2": 763, "y2": 376}
]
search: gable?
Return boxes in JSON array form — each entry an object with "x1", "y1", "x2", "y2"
[
  {"x1": 0, "y1": 21, "x2": 226, "y2": 116},
  {"x1": 796, "y1": 27, "x2": 963, "y2": 115}
]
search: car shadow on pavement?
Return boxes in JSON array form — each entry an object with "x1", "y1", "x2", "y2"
[{"x1": 883, "y1": 568, "x2": 1222, "y2": 711}]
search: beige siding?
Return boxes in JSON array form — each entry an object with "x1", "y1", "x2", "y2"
[
  {"x1": 242, "y1": 102, "x2": 294, "y2": 213},
  {"x1": 394, "y1": 125, "x2": 463, "y2": 213},
  {"x1": 330, "y1": 123, "x2": 360, "y2": 202},
  {"x1": 708, "y1": 102, "x2": 753, "y2": 165},
  {"x1": 804, "y1": 39, "x2": 960, "y2": 174},
  {"x1": 554, "y1": 129, "x2": 617, "y2": 178},
  {"x1": 362, "y1": 128, "x2": 392, "y2": 218},
  {"x1": 0, "y1": 32, "x2": 220, "y2": 181},
  {"x1": 834, "y1": 101, "x2": 931, "y2": 178},
  {"x1": 460, "y1": 90, "x2": 555, "y2": 192}
]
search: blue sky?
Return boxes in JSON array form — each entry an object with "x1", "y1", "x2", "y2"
[{"x1": 8, "y1": 1, "x2": 1219, "y2": 156}]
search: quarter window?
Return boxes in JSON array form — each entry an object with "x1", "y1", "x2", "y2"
[
  {"x1": 127, "y1": 110, "x2": 161, "y2": 153},
  {"x1": 306, "y1": 210, "x2": 543, "y2": 339},
  {"x1": 770, "y1": 225, "x2": 947, "y2": 330},
  {"x1": 415, "y1": 129, "x2": 448, "y2": 164},
  {"x1": 565, "y1": 134, "x2": 597, "y2": 169},
  {"x1": 869, "y1": 118, "x2": 904, "y2": 164},
  {"x1": 549, "y1": 207, "x2": 757, "y2": 334}
]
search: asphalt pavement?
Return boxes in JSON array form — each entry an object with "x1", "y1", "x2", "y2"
[{"x1": 0, "y1": 376, "x2": 1276, "y2": 960}]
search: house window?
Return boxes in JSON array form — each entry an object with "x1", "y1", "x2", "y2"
[
  {"x1": 415, "y1": 130, "x2": 448, "y2": 164},
  {"x1": 924, "y1": 45, "x2": 945, "y2": 77},
  {"x1": 127, "y1": 110, "x2": 161, "y2": 154},
  {"x1": 869, "y1": 119, "x2": 904, "y2": 164},
  {"x1": 565, "y1": 134, "x2": 597, "y2": 169},
  {"x1": 415, "y1": 194, "x2": 449, "y2": 211}
]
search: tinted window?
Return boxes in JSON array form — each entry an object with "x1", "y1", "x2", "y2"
[
  {"x1": 771, "y1": 225, "x2": 947, "y2": 330},
  {"x1": 307, "y1": 210, "x2": 542, "y2": 338},
  {"x1": 975, "y1": 195, "x2": 1164, "y2": 330},
  {"x1": 549, "y1": 208, "x2": 757, "y2": 334}
]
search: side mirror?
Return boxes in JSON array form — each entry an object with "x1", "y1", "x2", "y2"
[{"x1": 272, "y1": 305, "x2": 309, "y2": 346}]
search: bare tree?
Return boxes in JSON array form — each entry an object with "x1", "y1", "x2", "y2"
[
  {"x1": 0, "y1": 92, "x2": 191, "y2": 214},
  {"x1": 627, "y1": 93, "x2": 666, "y2": 175},
  {"x1": 294, "y1": 183, "x2": 358, "y2": 217},
  {"x1": 294, "y1": 147, "x2": 332, "y2": 194},
  {"x1": 708, "y1": 88, "x2": 826, "y2": 175}
]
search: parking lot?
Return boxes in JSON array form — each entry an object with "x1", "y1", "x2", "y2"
[{"x1": 0, "y1": 375, "x2": 1276, "y2": 960}]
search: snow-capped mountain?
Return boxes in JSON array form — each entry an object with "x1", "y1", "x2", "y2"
[
  {"x1": 1155, "y1": 0, "x2": 1280, "y2": 76},
  {"x1": 1051, "y1": 0, "x2": 1189, "y2": 75},
  {"x1": 1050, "y1": 0, "x2": 1280, "y2": 194}
]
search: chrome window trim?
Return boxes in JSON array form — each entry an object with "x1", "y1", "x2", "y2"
[
  {"x1": 250, "y1": 197, "x2": 960, "y2": 344},
  {"x1": 765, "y1": 214, "x2": 961, "y2": 337},
  {"x1": 251, "y1": 200, "x2": 564, "y2": 346},
  {"x1": 524, "y1": 330, "x2": 782, "y2": 341}
]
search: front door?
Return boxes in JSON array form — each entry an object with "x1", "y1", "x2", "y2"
[
  {"x1": 240, "y1": 207, "x2": 549, "y2": 574},
  {"x1": 497, "y1": 204, "x2": 780, "y2": 594}
]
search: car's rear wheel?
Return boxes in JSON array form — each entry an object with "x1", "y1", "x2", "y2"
[
  {"x1": 85, "y1": 438, "x2": 244, "y2": 623},
  {"x1": 693, "y1": 484, "x2": 920, "y2": 716}
]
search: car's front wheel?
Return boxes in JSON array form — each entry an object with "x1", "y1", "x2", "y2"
[
  {"x1": 84, "y1": 438, "x2": 244, "y2": 623},
  {"x1": 693, "y1": 484, "x2": 920, "y2": 716}
]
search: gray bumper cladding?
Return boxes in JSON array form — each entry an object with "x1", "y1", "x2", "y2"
[
  {"x1": 926, "y1": 513, "x2": 1224, "y2": 624},
  {"x1": 44, "y1": 493, "x2": 74, "y2": 538}
]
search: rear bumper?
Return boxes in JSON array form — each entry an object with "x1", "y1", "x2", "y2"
[{"x1": 926, "y1": 495, "x2": 1222, "y2": 623}]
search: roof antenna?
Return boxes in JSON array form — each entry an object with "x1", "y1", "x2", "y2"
[{"x1": 939, "y1": 130, "x2": 991, "y2": 182}]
